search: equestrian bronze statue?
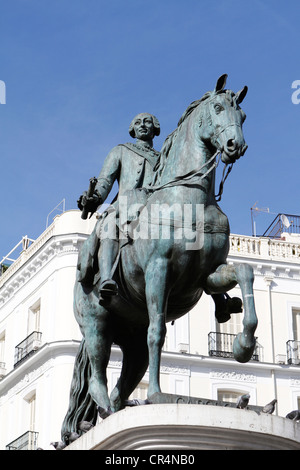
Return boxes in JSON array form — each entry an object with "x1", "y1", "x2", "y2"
[{"x1": 61, "y1": 74, "x2": 257, "y2": 440}]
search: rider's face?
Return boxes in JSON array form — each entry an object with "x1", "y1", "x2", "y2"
[{"x1": 133, "y1": 114, "x2": 155, "y2": 141}]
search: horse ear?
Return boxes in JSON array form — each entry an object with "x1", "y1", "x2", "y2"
[
  {"x1": 215, "y1": 74, "x2": 228, "y2": 92},
  {"x1": 235, "y1": 86, "x2": 248, "y2": 105}
]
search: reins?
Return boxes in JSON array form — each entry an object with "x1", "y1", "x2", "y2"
[
  {"x1": 147, "y1": 150, "x2": 233, "y2": 202},
  {"x1": 215, "y1": 160, "x2": 233, "y2": 201}
]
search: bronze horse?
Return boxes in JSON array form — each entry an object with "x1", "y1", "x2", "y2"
[{"x1": 62, "y1": 74, "x2": 257, "y2": 437}]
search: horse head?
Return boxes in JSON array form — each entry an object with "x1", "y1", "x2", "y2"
[{"x1": 199, "y1": 74, "x2": 248, "y2": 164}]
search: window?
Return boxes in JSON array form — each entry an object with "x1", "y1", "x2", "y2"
[
  {"x1": 0, "y1": 332, "x2": 6, "y2": 377},
  {"x1": 27, "y1": 299, "x2": 41, "y2": 335},
  {"x1": 292, "y1": 309, "x2": 300, "y2": 341},
  {"x1": 0, "y1": 332, "x2": 5, "y2": 363},
  {"x1": 24, "y1": 391, "x2": 36, "y2": 433},
  {"x1": 29, "y1": 395, "x2": 36, "y2": 432},
  {"x1": 217, "y1": 390, "x2": 244, "y2": 404},
  {"x1": 129, "y1": 382, "x2": 148, "y2": 401},
  {"x1": 216, "y1": 309, "x2": 243, "y2": 335}
]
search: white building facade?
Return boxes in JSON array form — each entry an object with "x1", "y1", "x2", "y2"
[{"x1": 0, "y1": 210, "x2": 300, "y2": 450}]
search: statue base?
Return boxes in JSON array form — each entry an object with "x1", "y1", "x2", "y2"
[
  {"x1": 148, "y1": 391, "x2": 264, "y2": 413},
  {"x1": 65, "y1": 397, "x2": 300, "y2": 450}
]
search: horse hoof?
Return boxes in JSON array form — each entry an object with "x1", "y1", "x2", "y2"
[
  {"x1": 97, "y1": 405, "x2": 113, "y2": 419},
  {"x1": 233, "y1": 333, "x2": 256, "y2": 363}
]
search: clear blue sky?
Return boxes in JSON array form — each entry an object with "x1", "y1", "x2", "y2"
[{"x1": 1, "y1": 0, "x2": 299, "y2": 260}]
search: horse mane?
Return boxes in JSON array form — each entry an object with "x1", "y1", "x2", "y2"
[
  {"x1": 151, "y1": 89, "x2": 238, "y2": 186},
  {"x1": 151, "y1": 91, "x2": 212, "y2": 185}
]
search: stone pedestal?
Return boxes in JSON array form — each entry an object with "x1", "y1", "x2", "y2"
[{"x1": 65, "y1": 403, "x2": 300, "y2": 450}]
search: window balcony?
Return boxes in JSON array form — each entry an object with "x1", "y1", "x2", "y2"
[
  {"x1": 208, "y1": 331, "x2": 259, "y2": 361},
  {"x1": 6, "y1": 431, "x2": 39, "y2": 450},
  {"x1": 287, "y1": 339, "x2": 300, "y2": 365},
  {"x1": 14, "y1": 331, "x2": 42, "y2": 367}
]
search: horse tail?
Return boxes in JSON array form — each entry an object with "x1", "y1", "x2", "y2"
[{"x1": 61, "y1": 338, "x2": 97, "y2": 440}]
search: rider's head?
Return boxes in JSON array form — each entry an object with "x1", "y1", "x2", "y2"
[{"x1": 129, "y1": 113, "x2": 160, "y2": 141}]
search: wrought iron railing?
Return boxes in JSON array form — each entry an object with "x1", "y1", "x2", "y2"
[
  {"x1": 14, "y1": 331, "x2": 42, "y2": 367},
  {"x1": 287, "y1": 339, "x2": 300, "y2": 365},
  {"x1": 262, "y1": 213, "x2": 300, "y2": 239},
  {"x1": 6, "y1": 431, "x2": 39, "y2": 450},
  {"x1": 208, "y1": 331, "x2": 259, "y2": 361}
]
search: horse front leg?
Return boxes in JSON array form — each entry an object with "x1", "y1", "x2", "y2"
[
  {"x1": 205, "y1": 263, "x2": 258, "y2": 363},
  {"x1": 145, "y1": 259, "x2": 169, "y2": 398}
]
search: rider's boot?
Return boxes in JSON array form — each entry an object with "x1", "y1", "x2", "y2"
[
  {"x1": 212, "y1": 293, "x2": 243, "y2": 323},
  {"x1": 98, "y1": 238, "x2": 119, "y2": 303}
]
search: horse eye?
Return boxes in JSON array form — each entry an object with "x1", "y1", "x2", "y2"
[{"x1": 214, "y1": 104, "x2": 223, "y2": 114}]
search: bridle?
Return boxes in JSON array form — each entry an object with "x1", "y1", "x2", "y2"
[{"x1": 148, "y1": 96, "x2": 243, "y2": 200}]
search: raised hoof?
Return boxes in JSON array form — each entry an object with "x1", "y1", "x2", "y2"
[{"x1": 233, "y1": 333, "x2": 256, "y2": 363}]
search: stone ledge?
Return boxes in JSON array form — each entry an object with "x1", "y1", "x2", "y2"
[{"x1": 65, "y1": 404, "x2": 300, "y2": 450}]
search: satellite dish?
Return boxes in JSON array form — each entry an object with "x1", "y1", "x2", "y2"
[{"x1": 280, "y1": 214, "x2": 291, "y2": 229}]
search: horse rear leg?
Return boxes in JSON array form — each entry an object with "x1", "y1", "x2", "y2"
[
  {"x1": 110, "y1": 331, "x2": 149, "y2": 412},
  {"x1": 145, "y1": 259, "x2": 169, "y2": 398},
  {"x1": 82, "y1": 305, "x2": 114, "y2": 417},
  {"x1": 205, "y1": 263, "x2": 258, "y2": 363}
]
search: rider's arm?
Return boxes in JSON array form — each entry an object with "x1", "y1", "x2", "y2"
[
  {"x1": 94, "y1": 146, "x2": 121, "y2": 204},
  {"x1": 77, "y1": 147, "x2": 121, "y2": 214}
]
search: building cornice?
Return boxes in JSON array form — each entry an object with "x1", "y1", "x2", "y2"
[
  {"x1": 0, "y1": 232, "x2": 88, "y2": 307},
  {"x1": 2, "y1": 342, "x2": 299, "y2": 406},
  {"x1": 0, "y1": 340, "x2": 81, "y2": 399},
  {"x1": 111, "y1": 345, "x2": 300, "y2": 377}
]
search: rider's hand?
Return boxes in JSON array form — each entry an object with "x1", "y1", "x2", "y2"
[{"x1": 77, "y1": 191, "x2": 102, "y2": 212}]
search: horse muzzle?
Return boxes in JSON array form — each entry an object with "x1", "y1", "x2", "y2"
[{"x1": 221, "y1": 140, "x2": 248, "y2": 164}]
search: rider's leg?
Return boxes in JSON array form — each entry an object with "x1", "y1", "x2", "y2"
[
  {"x1": 97, "y1": 211, "x2": 119, "y2": 298},
  {"x1": 98, "y1": 237, "x2": 119, "y2": 297},
  {"x1": 77, "y1": 225, "x2": 99, "y2": 285}
]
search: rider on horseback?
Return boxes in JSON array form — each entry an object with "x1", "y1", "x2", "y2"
[{"x1": 77, "y1": 113, "x2": 161, "y2": 303}]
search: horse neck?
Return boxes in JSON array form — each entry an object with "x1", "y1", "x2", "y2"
[{"x1": 158, "y1": 112, "x2": 216, "y2": 200}]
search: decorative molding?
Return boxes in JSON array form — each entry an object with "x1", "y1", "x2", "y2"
[
  {"x1": 0, "y1": 235, "x2": 87, "y2": 307},
  {"x1": 210, "y1": 370, "x2": 256, "y2": 383},
  {"x1": 160, "y1": 363, "x2": 190, "y2": 376},
  {"x1": 108, "y1": 359, "x2": 190, "y2": 376},
  {"x1": 290, "y1": 377, "x2": 300, "y2": 388},
  {"x1": 0, "y1": 359, "x2": 55, "y2": 404}
]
